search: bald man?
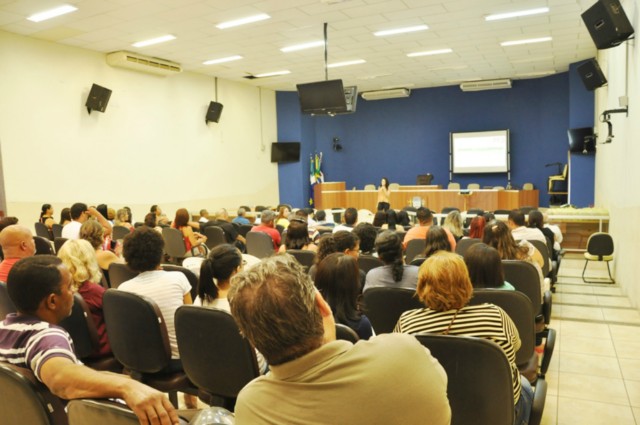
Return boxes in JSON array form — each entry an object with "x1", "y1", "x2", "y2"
[{"x1": 0, "y1": 225, "x2": 36, "y2": 282}]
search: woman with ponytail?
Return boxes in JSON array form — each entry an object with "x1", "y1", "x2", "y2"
[
  {"x1": 363, "y1": 230, "x2": 419, "y2": 292},
  {"x1": 195, "y1": 244, "x2": 243, "y2": 309},
  {"x1": 39, "y1": 203, "x2": 55, "y2": 230}
]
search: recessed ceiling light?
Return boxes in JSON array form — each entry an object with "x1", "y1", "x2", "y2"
[
  {"x1": 132, "y1": 35, "x2": 176, "y2": 48},
  {"x1": 407, "y1": 48, "x2": 453, "y2": 57},
  {"x1": 486, "y1": 7, "x2": 550, "y2": 21},
  {"x1": 254, "y1": 70, "x2": 290, "y2": 78},
  {"x1": 374, "y1": 25, "x2": 428, "y2": 37},
  {"x1": 203, "y1": 55, "x2": 243, "y2": 65},
  {"x1": 328, "y1": 59, "x2": 366, "y2": 68},
  {"x1": 501, "y1": 36, "x2": 552, "y2": 47},
  {"x1": 281, "y1": 41, "x2": 325, "y2": 53},
  {"x1": 27, "y1": 5, "x2": 77, "y2": 22},
  {"x1": 216, "y1": 13, "x2": 270, "y2": 30}
]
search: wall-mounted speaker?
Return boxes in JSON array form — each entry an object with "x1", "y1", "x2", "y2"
[
  {"x1": 205, "y1": 101, "x2": 223, "y2": 124},
  {"x1": 86, "y1": 84, "x2": 112, "y2": 114},
  {"x1": 581, "y1": 0, "x2": 634, "y2": 49},
  {"x1": 577, "y1": 59, "x2": 608, "y2": 91}
]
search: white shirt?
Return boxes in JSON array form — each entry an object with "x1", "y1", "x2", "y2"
[
  {"x1": 332, "y1": 224, "x2": 354, "y2": 233},
  {"x1": 511, "y1": 226, "x2": 547, "y2": 245},
  {"x1": 61, "y1": 220, "x2": 82, "y2": 240}
]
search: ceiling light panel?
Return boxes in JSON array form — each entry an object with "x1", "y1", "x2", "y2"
[
  {"x1": 132, "y1": 35, "x2": 176, "y2": 48},
  {"x1": 328, "y1": 59, "x2": 366, "y2": 68},
  {"x1": 407, "y1": 48, "x2": 453, "y2": 57},
  {"x1": 486, "y1": 7, "x2": 550, "y2": 21},
  {"x1": 216, "y1": 13, "x2": 270, "y2": 30},
  {"x1": 203, "y1": 55, "x2": 243, "y2": 65},
  {"x1": 501, "y1": 37, "x2": 552, "y2": 47},
  {"x1": 281, "y1": 41, "x2": 325, "y2": 53},
  {"x1": 27, "y1": 5, "x2": 77, "y2": 22},
  {"x1": 374, "y1": 25, "x2": 428, "y2": 37},
  {"x1": 254, "y1": 70, "x2": 290, "y2": 78}
]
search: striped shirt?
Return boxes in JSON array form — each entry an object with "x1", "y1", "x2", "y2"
[
  {"x1": 394, "y1": 303, "x2": 521, "y2": 405},
  {"x1": 0, "y1": 314, "x2": 78, "y2": 382},
  {"x1": 118, "y1": 270, "x2": 191, "y2": 359}
]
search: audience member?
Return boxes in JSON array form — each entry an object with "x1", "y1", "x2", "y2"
[
  {"x1": 276, "y1": 206, "x2": 291, "y2": 230},
  {"x1": 107, "y1": 208, "x2": 116, "y2": 224},
  {"x1": 143, "y1": 212, "x2": 163, "y2": 233},
  {"x1": 200, "y1": 208, "x2": 246, "y2": 252},
  {"x1": 403, "y1": 207, "x2": 456, "y2": 251},
  {"x1": 278, "y1": 219, "x2": 317, "y2": 253},
  {"x1": 198, "y1": 209, "x2": 209, "y2": 224},
  {"x1": 332, "y1": 207, "x2": 358, "y2": 233},
  {"x1": 124, "y1": 206, "x2": 133, "y2": 225},
  {"x1": 394, "y1": 251, "x2": 531, "y2": 425},
  {"x1": 0, "y1": 217, "x2": 19, "y2": 232},
  {"x1": 57, "y1": 239, "x2": 111, "y2": 357},
  {"x1": 364, "y1": 230, "x2": 418, "y2": 292},
  {"x1": 114, "y1": 208, "x2": 134, "y2": 231},
  {"x1": 250, "y1": 209, "x2": 281, "y2": 250},
  {"x1": 232, "y1": 207, "x2": 251, "y2": 225},
  {"x1": 464, "y1": 243, "x2": 515, "y2": 290},
  {"x1": 0, "y1": 255, "x2": 178, "y2": 425},
  {"x1": 96, "y1": 204, "x2": 109, "y2": 224},
  {"x1": 421, "y1": 226, "x2": 452, "y2": 259},
  {"x1": 315, "y1": 253, "x2": 373, "y2": 340},
  {"x1": 39, "y1": 204, "x2": 55, "y2": 230},
  {"x1": 314, "y1": 210, "x2": 334, "y2": 228},
  {"x1": 310, "y1": 231, "x2": 362, "y2": 283},
  {"x1": 397, "y1": 210, "x2": 411, "y2": 227},
  {"x1": 507, "y1": 210, "x2": 547, "y2": 245},
  {"x1": 228, "y1": 255, "x2": 450, "y2": 425},
  {"x1": 62, "y1": 203, "x2": 111, "y2": 240},
  {"x1": 527, "y1": 210, "x2": 557, "y2": 260},
  {"x1": 467, "y1": 215, "x2": 486, "y2": 239},
  {"x1": 372, "y1": 211, "x2": 386, "y2": 227},
  {"x1": 543, "y1": 212, "x2": 563, "y2": 253},
  {"x1": 172, "y1": 208, "x2": 207, "y2": 256},
  {"x1": 353, "y1": 222, "x2": 377, "y2": 255},
  {"x1": 442, "y1": 210, "x2": 464, "y2": 241},
  {"x1": 383, "y1": 209, "x2": 404, "y2": 231},
  {"x1": 79, "y1": 220, "x2": 123, "y2": 284},
  {"x1": 150, "y1": 204, "x2": 168, "y2": 226},
  {"x1": 0, "y1": 225, "x2": 36, "y2": 282},
  {"x1": 59, "y1": 208, "x2": 71, "y2": 226}
]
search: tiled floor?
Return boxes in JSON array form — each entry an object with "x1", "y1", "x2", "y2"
[{"x1": 541, "y1": 254, "x2": 640, "y2": 425}]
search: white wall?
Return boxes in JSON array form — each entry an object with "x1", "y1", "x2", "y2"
[
  {"x1": 593, "y1": 0, "x2": 639, "y2": 309},
  {"x1": 0, "y1": 30, "x2": 279, "y2": 224}
]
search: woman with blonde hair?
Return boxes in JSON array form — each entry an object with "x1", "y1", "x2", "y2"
[
  {"x1": 442, "y1": 210, "x2": 464, "y2": 241},
  {"x1": 80, "y1": 219, "x2": 123, "y2": 286},
  {"x1": 394, "y1": 251, "x2": 532, "y2": 425},
  {"x1": 57, "y1": 239, "x2": 111, "y2": 357},
  {"x1": 114, "y1": 208, "x2": 134, "y2": 231}
]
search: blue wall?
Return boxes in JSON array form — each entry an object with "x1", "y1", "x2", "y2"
[{"x1": 276, "y1": 70, "x2": 595, "y2": 209}]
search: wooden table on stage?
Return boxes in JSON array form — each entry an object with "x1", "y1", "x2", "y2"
[{"x1": 314, "y1": 182, "x2": 539, "y2": 212}]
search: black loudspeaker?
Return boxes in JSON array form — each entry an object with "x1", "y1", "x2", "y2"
[
  {"x1": 577, "y1": 59, "x2": 608, "y2": 91},
  {"x1": 581, "y1": 0, "x2": 634, "y2": 49},
  {"x1": 85, "y1": 84, "x2": 112, "y2": 114},
  {"x1": 205, "y1": 101, "x2": 223, "y2": 124}
]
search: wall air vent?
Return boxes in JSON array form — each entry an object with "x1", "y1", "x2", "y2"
[
  {"x1": 460, "y1": 79, "x2": 512, "y2": 92},
  {"x1": 106, "y1": 51, "x2": 182, "y2": 76},
  {"x1": 361, "y1": 88, "x2": 411, "y2": 101}
]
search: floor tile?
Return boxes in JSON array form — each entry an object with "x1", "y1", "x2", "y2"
[
  {"x1": 633, "y1": 407, "x2": 640, "y2": 423},
  {"x1": 556, "y1": 293, "x2": 599, "y2": 306},
  {"x1": 545, "y1": 372, "x2": 559, "y2": 396},
  {"x1": 555, "y1": 284, "x2": 594, "y2": 294},
  {"x1": 560, "y1": 320, "x2": 610, "y2": 339},
  {"x1": 609, "y1": 324, "x2": 640, "y2": 342},
  {"x1": 597, "y1": 296, "x2": 632, "y2": 308},
  {"x1": 559, "y1": 352, "x2": 621, "y2": 378},
  {"x1": 619, "y1": 358, "x2": 640, "y2": 381},
  {"x1": 626, "y1": 380, "x2": 640, "y2": 408},
  {"x1": 556, "y1": 397, "x2": 636, "y2": 425},
  {"x1": 559, "y1": 305, "x2": 604, "y2": 321},
  {"x1": 557, "y1": 372, "x2": 628, "y2": 405},
  {"x1": 559, "y1": 335, "x2": 615, "y2": 356},
  {"x1": 603, "y1": 308, "x2": 640, "y2": 325},
  {"x1": 614, "y1": 338, "x2": 640, "y2": 359},
  {"x1": 540, "y1": 394, "x2": 557, "y2": 425},
  {"x1": 592, "y1": 286, "x2": 624, "y2": 296}
]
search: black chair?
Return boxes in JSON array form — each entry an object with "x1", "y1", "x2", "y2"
[
  {"x1": 107, "y1": 263, "x2": 138, "y2": 289},
  {"x1": 203, "y1": 226, "x2": 225, "y2": 250},
  {"x1": 0, "y1": 362, "x2": 68, "y2": 425},
  {"x1": 161, "y1": 264, "x2": 198, "y2": 301},
  {"x1": 582, "y1": 232, "x2": 615, "y2": 283},
  {"x1": 111, "y1": 226, "x2": 131, "y2": 240},
  {"x1": 254, "y1": 205, "x2": 268, "y2": 212},
  {"x1": 455, "y1": 238, "x2": 482, "y2": 257},
  {"x1": 175, "y1": 306, "x2": 260, "y2": 410},
  {"x1": 33, "y1": 236, "x2": 54, "y2": 255},
  {"x1": 410, "y1": 257, "x2": 426, "y2": 267},
  {"x1": 54, "y1": 237, "x2": 68, "y2": 253},
  {"x1": 415, "y1": 335, "x2": 514, "y2": 425},
  {"x1": 246, "y1": 231, "x2": 274, "y2": 259},
  {"x1": 102, "y1": 290, "x2": 195, "y2": 408},
  {"x1": 335, "y1": 323, "x2": 359, "y2": 343},
  {"x1": 463, "y1": 208, "x2": 484, "y2": 227},
  {"x1": 34, "y1": 222, "x2": 53, "y2": 241},
  {"x1": 494, "y1": 209, "x2": 512, "y2": 215},
  {"x1": 357, "y1": 255, "x2": 384, "y2": 274},
  {"x1": 51, "y1": 224, "x2": 63, "y2": 239},
  {"x1": 519, "y1": 206, "x2": 536, "y2": 214},
  {"x1": 404, "y1": 239, "x2": 425, "y2": 264},
  {"x1": 58, "y1": 293, "x2": 121, "y2": 372},
  {"x1": 287, "y1": 249, "x2": 316, "y2": 271},
  {"x1": 68, "y1": 399, "x2": 190, "y2": 425},
  {"x1": 0, "y1": 281, "x2": 17, "y2": 320},
  {"x1": 528, "y1": 239, "x2": 551, "y2": 278},
  {"x1": 237, "y1": 224, "x2": 254, "y2": 238},
  {"x1": 362, "y1": 287, "x2": 423, "y2": 334}
]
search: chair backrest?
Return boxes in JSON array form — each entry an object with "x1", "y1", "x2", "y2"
[
  {"x1": 469, "y1": 289, "x2": 535, "y2": 366},
  {"x1": 175, "y1": 306, "x2": 260, "y2": 398},
  {"x1": 528, "y1": 239, "x2": 550, "y2": 277},
  {"x1": 447, "y1": 182, "x2": 460, "y2": 190},
  {"x1": 102, "y1": 290, "x2": 171, "y2": 374},
  {"x1": 54, "y1": 237, "x2": 68, "y2": 253},
  {"x1": 34, "y1": 222, "x2": 52, "y2": 240},
  {"x1": 467, "y1": 183, "x2": 480, "y2": 190},
  {"x1": 388, "y1": 183, "x2": 400, "y2": 190},
  {"x1": 335, "y1": 323, "x2": 359, "y2": 343},
  {"x1": 363, "y1": 287, "x2": 423, "y2": 334},
  {"x1": 111, "y1": 226, "x2": 130, "y2": 241},
  {"x1": 246, "y1": 231, "x2": 274, "y2": 259},
  {"x1": 0, "y1": 281, "x2": 17, "y2": 320},
  {"x1": 107, "y1": 263, "x2": 139, "y2": 289},
  {"x1": 493, "y1": 209, "x2": 511, "y2": 215},
  {"x1": 501, "y1": 260, "x2": 541, "y2": 307},
  {"x1": 34, "y1": 236, "x2": 54, "y2": 256},
  {"x1": 162, "y1": 227, "x2": 188, "y2": 259},
  {"x1": 0, "y1": 362, "x2": 68, "y2": 425},
  {"x1": 59, "y1": 293, "x2": 99, "y2": 359},
  {"x1": 51, "y1": 224, "x2": 63, "y2": 239},
  {"x1": 364, "y1": 184, "x2": 376, "y2": 190},
  {"x1": 522, "y1": 183, "x2": 534, "y2": 190},
  {"x1": 404, "y1": 238, "x2": 425, "y2": 263},
  {"x1": 237, "y1": 224, "x2": 254, "y2": 238},
  {"x1": 586, "y1": 232, "x2": 614, "y2": 257},
  {"x1": 519, "y1": 206, "x2": 536, "y2": 214},
  {"x1": 287, "y1": 249, "x2": 316, "y2": 269},
  {"x1": 493, "y1": 186, "x2": 505, "y2": 190},
  {"x1": 203, "y1": 226, "x2": 226, "y2": 250},
  {"x1": 357, "y1": 255, "x2": 384, "y2": 273},
  {"x1": 455, "y1": 238, "x2": 482, "y2": 257},
  {"x1": 415, "y1": 335, "x2": 514, "y2": 425},
  {"x1": 463, "y1": 209, "x2": 485, "y2": 227},
  {"x1": 161, "y1": 264, "x2": 198, "y2": 301}
]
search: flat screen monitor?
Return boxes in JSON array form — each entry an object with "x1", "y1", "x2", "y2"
[
  {"x1": 568, "y1": 127, "x2": 595, "y2": 153},
  {"x1": 450, "y1": 130, "x2": 509, "y2": 173},
  {"x1": 296, "y1": 80, "x2": 347, "y2": 115},
  {"x1": 271, "y1": 142, "x2": 301, "y2": 163}
]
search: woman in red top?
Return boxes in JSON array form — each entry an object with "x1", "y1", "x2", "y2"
[{"x1": 172, "y1": 208, "x2": 207, "y2": 255}]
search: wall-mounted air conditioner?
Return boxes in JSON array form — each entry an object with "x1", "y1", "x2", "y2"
[
  {"x1": 361, "y1": 88, "x2": 411, "y2": 101},
  {"x1": 460, "y1": 79, "x2": 511, "y2": 92},
  {"x1": 106, "y1": 51, "x2": 182, "y2": 76}
]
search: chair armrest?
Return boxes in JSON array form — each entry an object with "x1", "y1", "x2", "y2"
[
  {"x1": 529, "y1": 378, "x2": 547, "y2": 425},
  {"x1": 542, "y1": 290, "x2": 552, "y2": 325},
  {"x1": 539, "y1": 328, "x2": 556, "y2": 377}
]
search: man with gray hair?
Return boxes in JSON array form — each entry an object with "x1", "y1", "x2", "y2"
[
  {"x1": 232, "y1": 207, "x2": 250, "y2": 225},
  {"x1": 248, "y1": 209, "x2": 280, "y2": 250},
  {"x1": 228, "y1": 255, "x2": 451, "y2": 424}
]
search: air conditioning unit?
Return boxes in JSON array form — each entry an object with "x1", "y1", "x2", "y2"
[
  {"x1": 343, "y1": 86, "x2": 358, "y2": 113},
  {"x1": 106, "y1": 51, "x2": 182, "y2": 76},
  {"x1": 361, "y1": 88, "x2": 411, "y2": 101},
  {"x1": 460, "y1": 79, "x2": 511, "y2": 92}
]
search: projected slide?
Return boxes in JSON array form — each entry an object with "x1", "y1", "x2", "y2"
[{"x1": 451, "y1": 130, "x2": 509, "y2": 173}]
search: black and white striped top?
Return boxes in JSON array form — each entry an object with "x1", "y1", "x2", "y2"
[{"x1": 394, "y1": 303, "x2": 521, "y2": 405}]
